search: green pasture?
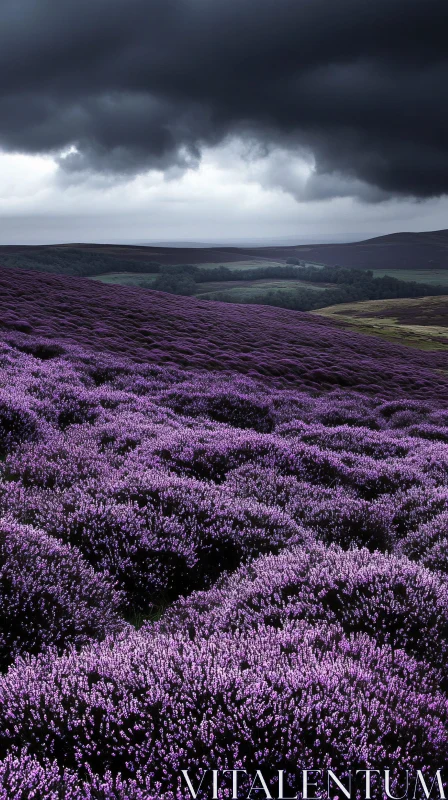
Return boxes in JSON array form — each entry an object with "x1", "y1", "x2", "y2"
[
  {"x1": 196, "y1": 279, "x2": 328, "y2": 301},
  {"x1": 91, "y1": 272, "x2": 159, "y2": 287},
  {"x1": 315, "y1": 296, "x2": 448, "y2": 351},
  {"x1": 371, "y1": 268, "x2": 448, "y2": 287},
  {"x1": 91, "y1": 271, "x2": 329, "y2": 299}
]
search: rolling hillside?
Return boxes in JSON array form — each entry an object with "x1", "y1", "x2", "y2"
[
  {"x1": 0, "y1": 263, "x2": 448, "y2": 795},
  {"x1": 0, "y1": 265, "x2": 447, "y2": 399},
  {"x1": 1, "y1": 228, "x2": 448, "y2": 274},
  {"x1": 295, "y1": 229, "x2": 448, "y2": 271},
  {"x1": 315, "y1": 295, "x2": 448, "y2": 351}
]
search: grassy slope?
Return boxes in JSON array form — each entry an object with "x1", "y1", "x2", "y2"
[
  {"x1": 314, "y1": 296, "x2": 448, "y2": 351},
  {"x1": 195, "y1": 278, "x2": 328, "y2": 299},
  {"x1": 370, "y1": 268, "x2": 448, "y2": 286}
]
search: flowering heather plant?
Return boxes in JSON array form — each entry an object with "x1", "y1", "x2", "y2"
[
  {"x1": 399, "y1": 512, "x2": 448, "y2": 573},
  {"x1": 4, "y1": 434, "x2": 108, "y2": 489},
  {"x1": 0, "y1": 519, "x2": 123, "y2": 669},
  {"x1": 0, "y1": 753, "x2": 154, "y2": 799},
  {"x1": 0, "y1": 388, "x2": 39, "y2": 455},
  {"x1": 0, "y1": 622, "x2": 446, "y2": 798},
  {"x1": 159, "y1": 385, "x2": 276, "y2": 431},
  {"x1": 24, "y1": 472, "x2": 304, "y2": 610},
  {"x1": 0, "y1": 268, "x2": 446, "y2": 796},
  {"x1": 159, "y1": 543, "x2": 448, "y2": 668},
  {"x1": 277, "y1": 420, "x2": 414, "y2": 457},
  {"x1": 224, "y1": 469, "x2": 394, "y2": 549}
]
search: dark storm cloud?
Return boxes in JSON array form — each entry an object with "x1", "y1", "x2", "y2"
[{"x1": 0, "y1": 0, "x2": 447, "y2": 198}]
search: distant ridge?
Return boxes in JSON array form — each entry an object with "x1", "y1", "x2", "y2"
[
  {"x1": 0, "y1": 228, "x2": 448, "y2": 271},
  {"x1": 292, "y1": 228, "x2": 448, "y2": 270},
  {"x1": 357, "y1": 229, "x2": 448, "y2": 245}
]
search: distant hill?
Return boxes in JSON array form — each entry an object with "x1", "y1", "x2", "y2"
[
  {"x1": 295, "y1": 229, "x2": 448, "y2": 271},
  {"x1": 0, "y1": 228, "x2": 448, "y2": 274}
]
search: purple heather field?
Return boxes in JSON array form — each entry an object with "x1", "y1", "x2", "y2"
[{"x1": 0, "y1": 266, "x2": 447, "y2": 797}]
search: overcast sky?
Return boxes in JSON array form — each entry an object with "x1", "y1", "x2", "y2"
[{"x1": 0, "y1": 0, "x2": 447, "y2": 245}]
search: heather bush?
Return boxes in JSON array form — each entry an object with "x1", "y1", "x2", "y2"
[
  {"x1": 0, "y1": 753, "x2": 153, "y2": 800},
  {"x1": 160, "y1": 543, "x2": 448, "y2": 668},
  {"x1": 161, "y1": 388, "x2": 275, "y2": 432},
  {"x1": 4, "y1": 433, "x2": 107, "y2": 489},
  {"x1": 408, "y1": 423, "x2": 448, "y2": 442},
  {"x1": 0, "y1": 623, "x2": 445, "y2": 796},
  {"x1": 96, "y1": 412, "x2": 178, "y2": 461},
  {"x1": 306, "y1": 394, "x2": 381, "y2": 429},
  {"x1": 8, "y1": 337, "x2": 66, "y2": 360},
  {"x1": 399, "y1": 512, "x2": 448, "y2": 573},
  {"x1": 0, "y1": 519, "x2": 123, "y2": 669},
  {"x1": 387, "y1": 485, "x2": 448, "y2": 537},
  {"x1": 50, "y1": 386, "x2": 101, "y2": 428},
  {"x1": 30, "y1": 473, "x2": 305, "y2": 610},
  {"x1": 151, "y1": 426, "x2": 356, "y2": 486},
  {"x1": 278, "y1": 421, "x2": 413, "y2": 459},
  {"x1": 0, "y1": 389, "x2": 39, "y2": 455},
  {"x1": 225, "y1": 467, "x2": 394, "y2": 549}
]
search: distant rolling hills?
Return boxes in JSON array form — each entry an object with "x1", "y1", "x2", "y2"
[
  {"x1": 1, "y1": 228, "x2": 448, "y2": 274},
  {"x1": 1, "y1": 230, "x2": 448, "y2": 320},
  {"x1": 294, "y1": 229, "x2": 448, "y2": 272}
]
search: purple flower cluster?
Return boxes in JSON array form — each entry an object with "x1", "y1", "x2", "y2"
[
  {"x1": 0, "y1": 387, "x2": 39, "y2": 455},
  {"x1": 0, "y1": 623, "x2": 446, "y2": 799},
  {"x1": 0, "y1": 752, "x2": 153, "y2": 799},
  {"x1": 0, "y1": 269, "x2": 446, "y2": 796},
  {"x1": 399, "y1": 511, "x2": 448, "y2": 573},
  {"x1": 0, "y1": 518, "x2": 123, "y2": 670},
  {"x1": 0, "y1": 469, "x2": 305, "y2": 611},
  {"x1": 159, "y1": 543, "x2": 448, "y2": 669}
]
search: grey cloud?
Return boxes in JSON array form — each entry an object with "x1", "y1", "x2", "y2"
[{"x1": 0, "y1": 0, "x2": 447, "y2": 199}]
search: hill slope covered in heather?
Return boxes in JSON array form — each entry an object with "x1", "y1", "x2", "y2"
[
  {"x1": 0, "y1": 267, "x2": 447, "y2": 796},
  {"x1": 0, "y1": 265, "x2": 447, "y2": 399}
]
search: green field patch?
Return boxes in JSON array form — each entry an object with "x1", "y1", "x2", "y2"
[
  {"x1": 195, "y1": 278, "x2": 329, "y2": 298},
  {"x1": 371, "y1": 268, "x2": 448, "y2": 286},
  {"x1": 91, "y1": 272, "x2": 159, "y2": 287},
  {"x1": 314, "y1": 296, "x2": 448, "y2": 351}
]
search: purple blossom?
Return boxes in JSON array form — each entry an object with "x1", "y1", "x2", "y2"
[
  {"x1": 0, "y1": 623, "x2": 446, "y2": 797},
  {"x1": 0, "y1": 519, "x2": 124, "y2": 669}
]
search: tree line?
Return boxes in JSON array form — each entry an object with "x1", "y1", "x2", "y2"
[
  {"x1": 151, "y1": 262, "x2": 447, "y2": 309},
  {"x1": 0, "y1": 248, "x2": 161, "y2": 277},
  {"x1": 1, "y1": 250, "x2": 445, "y2": 311}
]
